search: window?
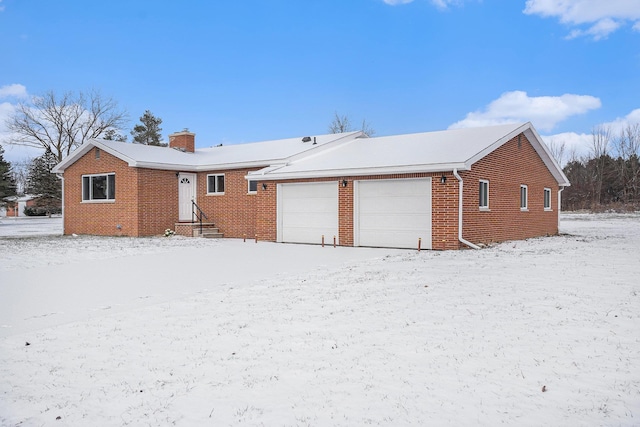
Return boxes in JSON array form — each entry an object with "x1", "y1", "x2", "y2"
[
  {"x1": 479, "y1": 180, "x2": 489, "y2": 209},
  {"x1": 520, "y1": 185, "x2": 528, "y2": 210},
  {"x1": 544, "y1": 188, "x2": 552, "y2": 210},
  {"x1": 207, "y1": 174, "x2": 225, "y2": 194},
  {"x1": 248, "y1": 179, "x2": 258, "y2": 194},
  {"x1": 82, "y1": 173, "x2": 115, "y2": 201}
]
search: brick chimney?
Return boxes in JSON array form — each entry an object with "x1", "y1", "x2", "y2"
[{"x1": 169, "y1": 129, "x2": 195, "y2": 153}]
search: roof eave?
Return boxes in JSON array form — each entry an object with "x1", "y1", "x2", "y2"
[
  {"x1": 251, "y1": 163, "x2": 469, "y2": 181},
  {"x1": 465, "y1": 122, "x2": 570, "y2": 187}
]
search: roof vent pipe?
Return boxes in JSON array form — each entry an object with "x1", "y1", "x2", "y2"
[
  {"x1": 313, "y1": 137, "x2": 317, "y2": 145},
  {"x1": 453, "y1": 169, "x2": 480, "y2": 250}
]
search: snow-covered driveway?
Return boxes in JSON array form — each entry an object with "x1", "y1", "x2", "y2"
[
  {"x1": 0, "y1": 232, "x2": 395, "y2": 337},
  {"x1": 1, "y1": 213, "x2": 639, "y2": 426}
]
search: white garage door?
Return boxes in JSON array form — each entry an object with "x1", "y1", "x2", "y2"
[
  {"x1": 355, "y1": 178, "x2": 432, "y2": 249},
  {"x1": 278, "y1": 182, "x2": 338, "y2": 244}
]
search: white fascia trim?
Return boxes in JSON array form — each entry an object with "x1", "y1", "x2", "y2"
[
  {"x1": 523, "y1": 126, "x2": 571, "y2": 187},
  {"x1": 466, "y1": 123, "x2": 530, "y2": 166},
  {"x1": 464, "y1": 122, "x2": 570, "y2": 187},
  {"x1": 253, "y1": 163, "x2": 468, "y2": 181},
  {"x1": 133, "y1": 159, "x2": 275, "y2": 172},
  {"x1": 51, "y1": 141, "x2": 96, "y2": 173}
]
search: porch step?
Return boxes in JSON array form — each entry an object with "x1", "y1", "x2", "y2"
[
  {"x1": 192, "y1": 225, "x2": 223, "y2": 238},
  {"x1": 175, "y1": 222, "x2": 224, "y2": 238},
  {"x1": 200, "y1": 229, "x2": 224, "y2": 239}
]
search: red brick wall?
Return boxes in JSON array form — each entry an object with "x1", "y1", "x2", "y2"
[
  {"x1": 254, "y1": 173, "x2": 456, "y2": 248},
  {"x1": 62, "y1": 132, "x2": 559, "y2": 246},
  {"x1": 136, "y1": 168, "x2": 180, "y2": 236},
  {"x1": 195, "y1": 168, "x2": 258, "y2": 239},
  {"x1": 63, "y1": 148, "x2": 141, "y2": 236},
  {"x1": 460, "y1": 133, "x2": 559, "y2": 245}
]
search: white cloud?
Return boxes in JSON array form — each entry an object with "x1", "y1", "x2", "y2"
[
  {"x1": 448, "y1": 90, "x2": 601, "y2": 132},
  {"x1": 383, "y1": 0, "x2": 414, "y2": 5},
  {"x1": 541, "y1": 108, "x2": 640, "y2": 161},
  {"x1": 0, "y1": 84, "x2": 28, "y2": 99},
  {"x1": 524, "y1": 0, "x2": 640, "y2": 40},
  {"x1": 430, "y1": 0, "x2": 462, "y2": 9},
  {"x1": 382, "y1": 0, "x2": 463, "y2": 7}
]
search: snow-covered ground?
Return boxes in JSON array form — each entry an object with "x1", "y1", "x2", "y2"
[{"x1": 0, "y1": 213, "x2": 638, "y2": 426}]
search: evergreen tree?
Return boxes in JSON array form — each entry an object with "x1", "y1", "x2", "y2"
[
  {"x1": 131, "y1": 110, "x2": 164, "y2": 146},
  {"x1": 0, "y1": 145, "x2": 18, "y2": 203},
  {"x1": 25, "y1": 149, "x2": 61, "y2": 216},
  {"x1": 103, "y1": 129, "x2": 127, "y2": 142}
]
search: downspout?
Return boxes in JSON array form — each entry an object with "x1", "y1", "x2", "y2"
[
  {"x1": 558, "y1": 186, "x2": 565, "y2": 231},
  {"x1": 56, "y1": 173, "x2": 64, "y2": 235},
  {"x1": 452, "y1": 169, "x2": 481, "y2": 250}
]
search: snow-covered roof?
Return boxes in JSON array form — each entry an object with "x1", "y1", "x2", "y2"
[
  {"x1": 52, "y1": 131, "x2": 365, "y2": 173},
  {"x1": 52, "y1": 123, "x2": 569, "y2": 186},
  {"x1": 249, "y1": 123, "x2": 570, "y2": 186}
]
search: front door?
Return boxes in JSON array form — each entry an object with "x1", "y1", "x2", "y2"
[{"x1": 178, "y1": 173, "x2": 197, "y2": 222}]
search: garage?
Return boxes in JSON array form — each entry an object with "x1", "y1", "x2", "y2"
[
  {"x1": 354, "y1": 178, "x2": 432, "y2": 249},
  {"x1": 277, "y1": 182, "x2": 339, "y2": 244}
]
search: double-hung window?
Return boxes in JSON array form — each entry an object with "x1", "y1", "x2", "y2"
[
  {"x1": 207, "y1": 174, "x2": 225, "y2": 194},
  {"x1": 479, "y1": 180, "x2": 489, "y2": 210},
  {"x1": 82, "y1": 173, "x2": 115, "y2": 201},
  {"x1": 544, "y1": 188, "x2": 552, "y2": 210},
  {"x1": 520, "y1": 185, "x2": 528, "y2": 210}
]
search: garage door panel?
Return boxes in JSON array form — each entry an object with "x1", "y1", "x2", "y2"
[
  {"x1": 279, "y1": 182, "x2": 338, "y2": 244},
  {"x1": 359, "y1": 196, "x2": 430, "y2": 212},
  {"x1": 356, "y1": 178, "x2": 432, "y2": 249}
]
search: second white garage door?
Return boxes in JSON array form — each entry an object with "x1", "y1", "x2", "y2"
[
  {"x1": 355, "y1": 178, "x2": 432, "y2": 249},
  {"x1": 278, "y1": 182, "x2": 338, "y2": 244}
]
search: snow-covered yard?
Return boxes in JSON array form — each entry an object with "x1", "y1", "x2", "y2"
[{"x1": 0, "y1": 213, "x2": 639, "y2": 426}]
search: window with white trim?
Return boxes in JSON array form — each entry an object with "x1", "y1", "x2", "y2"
[
  {"x1": 207, "y1": 174, "x2": 225, "y2": 194},
  {"x1": 248, "y1": 179, "x2": 258, "y2": 194},
  {"x1": 479, "y1": 180, "x2": 489, "y2": 209},
  {"x1": 82, "y1": 173, "x2": 115, "y2": 201},
  {"x1": 544, "y1": 188, "x2": 552, "y2": 210},
  {"x1": 520, "y1": 185, "x2": 528, "y2": 210}
]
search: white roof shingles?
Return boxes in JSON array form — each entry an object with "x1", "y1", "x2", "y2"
[
  {"x1": 250, "y1": 122, "x2": 570, "y2": 186},
  {"x1": 53, "y1": 124, "x2": 569, "y2": 186},
  {"x1": 52, "y1": 131, "x2": 364, "y2": 173}
]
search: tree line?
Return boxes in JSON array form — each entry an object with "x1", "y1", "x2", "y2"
[{"x1": 556, "y1": 124, "x2": 640, "y2": 211}]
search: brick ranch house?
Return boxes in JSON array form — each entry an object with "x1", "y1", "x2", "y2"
[{"x1": 52, "y1": 122, "x2": 570, "y2": 250}]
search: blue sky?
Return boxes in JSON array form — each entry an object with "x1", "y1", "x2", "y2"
[{"x1": 1, "y1": 0, "x2": 639, "y2": 163}]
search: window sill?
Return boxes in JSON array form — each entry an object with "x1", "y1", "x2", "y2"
[
  {"x1": 520, "y1": 208, "x2": 529, "y2": 212},
  {"x1": 206, "y1": 192, "x2": 225, "y2": 196},
  {"x1": 544, "y1": 208, "x2": 553, "y2": 212},
  {"x1": 479, "y1": 207, "x2": 490, "y2": 212},
  {"x1": 82, "y1": 200, "x2": 115, "y2": 204},
  {"x1": 247, "y1": 192, "x2": 257, "y2": 195}
]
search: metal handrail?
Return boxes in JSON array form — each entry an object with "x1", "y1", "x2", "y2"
[{"x1": 191, "y1": 200, "x2": 208, "y2": 236}]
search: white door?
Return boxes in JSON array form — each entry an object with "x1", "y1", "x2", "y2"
[
  {"x1": 178, "y1": 173, "x2": 197, "y2": 222},
  {"x1": 278, "y1": 182, "x2": 338, "y2": 244},
  {"x1": 355, "y1": 178, "x2": 432, "y2": 249}
]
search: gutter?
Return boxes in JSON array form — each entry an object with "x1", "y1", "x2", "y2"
[
  {"x1": 56, "y1": 173, "x2": 64, "y2": 235},
  {"x1": 452, "y1": 169, "x2": 481, "y2": 250}
]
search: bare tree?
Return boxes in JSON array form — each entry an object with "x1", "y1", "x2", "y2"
[
  {"x1": 547, "y1": 138, "x2": 566, "y2": 167},
  {"x1": 4, "y1": 90, "x2": 128, "y2": 162},
  {"x1": 328, "y1": 112, "x2": 353, "y2": 134},
  {"x1": 588, "y1": 125, "x2": 611, "y2": 206},
  {"x1": 613, "y1": 123, "x2": 640, "y2": 203},
  {"x1": 328, "y1": 112, "x2": 375, "y2": 137}
]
